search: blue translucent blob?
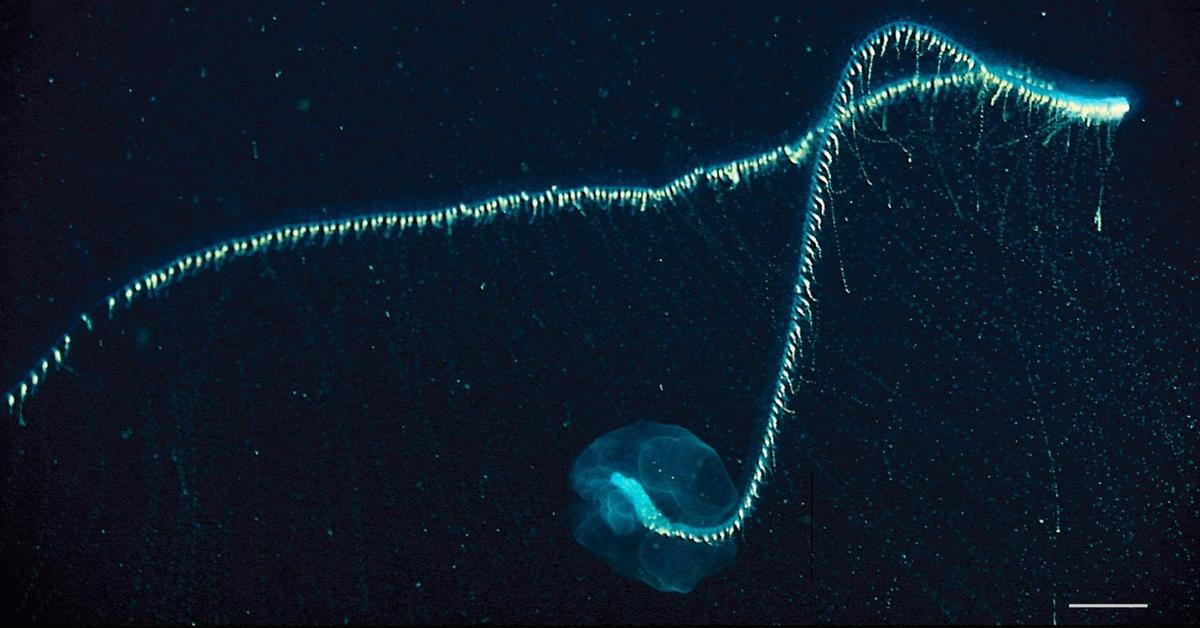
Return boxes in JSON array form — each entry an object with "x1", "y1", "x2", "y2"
[{"x1": 569, "y1": 421, "x2": 737, "y2": 593}]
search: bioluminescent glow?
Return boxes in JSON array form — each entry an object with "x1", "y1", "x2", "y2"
[{"x1": 4, "y1": 21, "x2": 1129, "y2": 591}]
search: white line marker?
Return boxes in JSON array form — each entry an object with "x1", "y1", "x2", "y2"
[{"x1": 1068, "y1": 603, "x2": 1148, "y2": 609}]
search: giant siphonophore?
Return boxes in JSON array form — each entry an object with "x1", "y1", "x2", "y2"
[{"x1": 4, "y1": 22, "x2": 1130, "y2": 599}]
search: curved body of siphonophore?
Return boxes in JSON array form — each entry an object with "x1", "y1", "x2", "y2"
[{"x1": 4, "y1": 22, "x2": 1131, "y2": 593}]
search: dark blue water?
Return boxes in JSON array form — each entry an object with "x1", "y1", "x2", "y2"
[{"x1": 2, "y1": 1, "x2": 1196, "y2": 623}]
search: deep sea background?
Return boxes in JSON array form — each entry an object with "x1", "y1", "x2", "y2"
[{"x1": 1, "y1": 1, "x2": 1197, "y2": 624}]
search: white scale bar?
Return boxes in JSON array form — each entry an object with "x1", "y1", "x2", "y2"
[{"x1": 1068, "y1": 603, "x2": 1148, "y2": 609}]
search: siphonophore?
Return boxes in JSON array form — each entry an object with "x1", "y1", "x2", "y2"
[
  {"x1": 569, "y1": 421, "x2": 738, "y2": 593},
  {"x1": 4, "y1": 21, "x2": 1134, "y2": 604}
]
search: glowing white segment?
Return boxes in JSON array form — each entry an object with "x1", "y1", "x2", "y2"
[{"x1": 1068, "y1": 603, "x2": 1147, "y2": 609}]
